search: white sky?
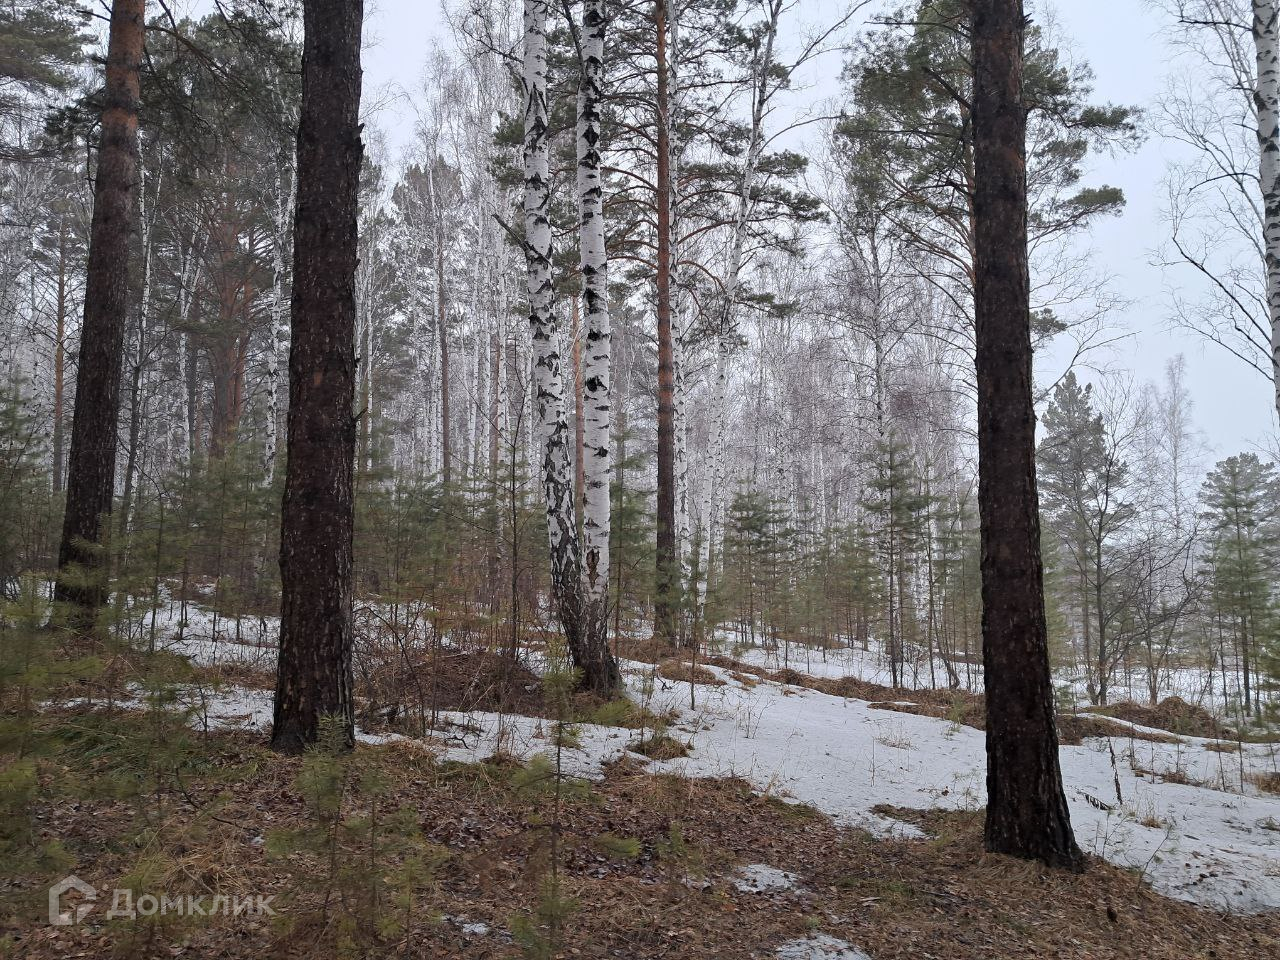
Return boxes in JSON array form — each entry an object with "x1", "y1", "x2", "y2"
[{"x1": 320, "y1": 0, "x2": 1280, "y2": 462}]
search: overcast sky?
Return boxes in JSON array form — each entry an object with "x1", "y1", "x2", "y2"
[{"x1": 348, "y1": 0, "x2": 1280, "y2": 464}]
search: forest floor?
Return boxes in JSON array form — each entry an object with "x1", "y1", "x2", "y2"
[
  {"x1": 9, "y1": 718, "x2": 1280, "y2": 960},
  {"x1": 8, "y1": 599, "x2": 1280, "y2": 958}
]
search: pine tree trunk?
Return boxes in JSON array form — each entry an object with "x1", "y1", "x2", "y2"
[
  {"x1": 1254, "y1": 0, "x2": 1280, "y2": 421},
  {"x1": 271, "y1": 0, "x2": 363, "y2": 754},
  {"x1": 972, "y1": 0, "x2": 1082, "y2": 870},
  {"x1": 577, "y1": 0, "x2": 621, "y2": 691},
  {"x1": 54, "y1": 0, "x2": 145, "y2": 619}
]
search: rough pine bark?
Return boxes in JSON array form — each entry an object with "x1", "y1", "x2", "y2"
[
  {"x1": 54, "y1": 0, "x2": 145, "y2": 617},
  {"x1": 577, "y1": 0, "x2": 621, "y2": 691},
  {"x1": 971, "y1": 0, "x2": 1083, "y2": 869},
  {"x1": 1254, "y1": 0, "x2": 1280, "y2": 420},
  {"x1": 271, "y1": 0, "x2": 364, "y2": 754}
]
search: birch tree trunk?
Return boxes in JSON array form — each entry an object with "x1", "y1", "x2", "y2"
[
  {"x1": 1254, "y1": 0, "x2": 1280, "y2": 420},
  {"x1": 119, "y1": 157, "x2": 158, "y2": 541},
  {"x1": 55, "y1": 0, "x2": 145, "y2": 620},
  {"x1": 272, "y1": 0, "x2": 363, "y2": 753},
  {"x1": 52, "y1": 217, "x2": 66, "y2": 493},
  {"x1": 699, "y1": 0, "x2": 779, "y2": 627},
  {"x1": 972, "y1": 0, "x2": 1082, "y2": 868},
  {"x1": 265, "y1": 155, "x2": 294, "y2": 483},
  {"x1": 522, "y1": 0, "x2": 589, "y2": 680},
  {"x1": 577, "y1": 0, "x2": 621, "y2": 690},
  {"x1": 669, "y1": 3, "x2": 693, "y2": 630},
  {"x1": 652, "y1": 0, "x2": 680, "y2": 644},
  {"x1": 431, "y1": 162, "x2": 453, "y2": 486}
]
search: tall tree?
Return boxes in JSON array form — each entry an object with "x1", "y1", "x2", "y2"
[
  {"x1": 1038, "y1": 373, "x2": 1139, "y2": 704},
  {"x1": 971, "y1": 0, "x2": 1082, "y2": 869},
  {"x1": 271, "y1": 0, "x2": 364, "y2": 753},
  {"x1": 54, "y1": 0, "x2": 145, "y2": 618},
  {"x1": 1256, "y1": 0, "x2": 1280, "y2": 418},
  {"x1": 575, "y1": 0, "x2": 621, "y2": 690},
  {"x1": 652, "y1": 0, "x2": 679, "y2": 643},
  {"x1": 1201, "y1": 453, "x2": 1280, "y2": 718},
  {"x1": 522, "y1": 0, "x2": 595, "y2": 686}
]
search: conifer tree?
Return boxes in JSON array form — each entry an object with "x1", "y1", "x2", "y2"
[
  {"x1": 971, "y1": 0, "x2": 1082, "y2": 870},
  {"x1": 272, "y1": 0, "x2": 365, "y2": 753}
]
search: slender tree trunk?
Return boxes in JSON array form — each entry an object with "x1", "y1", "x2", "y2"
[
  {"x1": 572, "y1": 296, "x2": 585, "y2": 522},
  {"x1": 653, "y1": 0, "x2": 679, "y2": 644},
  {"x1": 265, "y1": 156, "x2": 294, "y2": 483},
  {"x1": 1254, "y1": 0, "x2": 1280, "y2": 421},
  {"x1": 271, "y1": 0, "x2": 364, "y2": 754},
  {"x1": 701, "y1": 3, "x2": 778, "y2": 624},
  {"x1": 119, "y1": 161, "x2": 156, "y2": 541},
  {"x1": 432, "y1": 164, "x2": 452, "y2": 486},
  {"x1": 577, "y1": 0, "x2": 620, "y2": 691},
  {"x1": 55, "y1": 0, "x2": 145, "y2": 618},
  {"x1": 972, "y1": 0, "x2": 1082, "y2": 870},
  {"x1": 522, "y1": 0, "x2": 589, "y2": 678},
  {"x1": 52, "y1": 221, "x2": 67, "y2": 494}
]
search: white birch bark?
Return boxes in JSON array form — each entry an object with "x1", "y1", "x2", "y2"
[
  {"x1": 578, "y1": 0, "x2": 613, "y2": 648},
  {"x1": 673, "y1": 301, "x2": 691, "y2": 578},
  {"x1": 699, "y1": 0, "x2": 780, "y2": 619},
  {"x1": 1254, "y1": 0, "x2": 1280, "y2": 419},
  {"x1": 668, "y1": 2, "x2": 692, "y2": 587},
  {"x1": 264, "y1": 155, "x2": 295, "y2": 483},
  {"x1": 172, "y1": 223, "x2": 203, "y2": 466},
  {"x1": 523, "y1": 0, "x2": 583, "y2": 648}
]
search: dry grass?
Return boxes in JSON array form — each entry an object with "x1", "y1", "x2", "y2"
[
  {"x1": 1250, "y1": 771, "x2": 1280, "y2": 795},
  {"x1": 656, "y1": 658, "x2": 726, "y2": 687},
  {"x1": 1205, "y1": 740, "x2": 1243, "y2": 753},
  {"x1": 6, "y1": 724, "x2": 1280, "y2": 960},
  {"x1": 1088, "y1": 697, "x2": 1242, "y2": 741},
  {"x1": 630, "y1": 732, "x2": 691, "y2": 760}
]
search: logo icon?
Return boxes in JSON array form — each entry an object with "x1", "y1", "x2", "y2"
[{"x1": 49, "y1": 875, "x2": 96, "y2": 926}]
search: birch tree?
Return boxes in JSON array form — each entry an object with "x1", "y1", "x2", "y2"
[
  {"x1": 521, "y1": 0, "x2": 618, "y2": 692},
  {"x1": 575, "y1": 0, "x2": 621, "y2": 687},
  {"x1": 1257, "y1": 0, "x2": 1280, "y2": 418}
]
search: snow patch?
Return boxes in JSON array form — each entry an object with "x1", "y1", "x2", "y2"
[
  {"x1": 775, "y1": 934, "x2": 870, "y2": 959},
  {"x1": 732, "y1": 864, "x2": 802, "y2": 894}
]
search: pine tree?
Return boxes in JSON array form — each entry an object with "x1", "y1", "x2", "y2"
[
  {"x1": 272, "y1": 0, "x2": 365, "y2": 753},
  {"x1": 1038, "y1": 372, "x2": 1137, "y2": 704},
  {"x1": 971, "y1": 0, "x2": 1082, "y2": 870},
  {"x1": 1201, "y1": 453, "x2": 1280, "y2": 719},
  {"x1": 54, "y1": 0, "x2": 145, "y2": 623}
]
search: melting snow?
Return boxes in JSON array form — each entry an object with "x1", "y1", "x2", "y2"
[
  {"x1": 732, "y1": 864, "x2": 802, "y2": 894},
  {"x1": 130, "y1": 605, "x2": 1280, "y2": 914},
  {"x1": 775, "y1": 934, "x2": 871, "y2": 959}
]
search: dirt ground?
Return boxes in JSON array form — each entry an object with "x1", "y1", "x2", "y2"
[{"x1": 5, "y1": 719, "x2": 1278, "y2": 960}]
